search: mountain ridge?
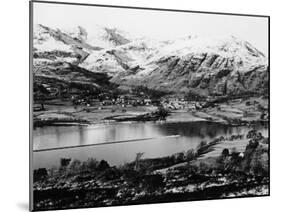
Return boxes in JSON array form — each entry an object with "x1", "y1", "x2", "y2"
[{"x1": 33, "y1": 24, "x2": 268, "y2": 97}]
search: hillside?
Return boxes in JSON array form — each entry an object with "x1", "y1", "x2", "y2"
[{"x1": 33, "y1": 24, "x2": 268, "y2": 98}]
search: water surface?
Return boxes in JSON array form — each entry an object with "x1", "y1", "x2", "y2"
[{"x1": 33, "y1": 121, "x2": 268, "y2": 169}]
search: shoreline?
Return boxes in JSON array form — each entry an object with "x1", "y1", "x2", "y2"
[{"x1": 33, "y1": 114, "x2": 269, "y2": 129}]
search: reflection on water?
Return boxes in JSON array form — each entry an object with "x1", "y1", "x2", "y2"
[{"x1": 33, "y1": 121, "x2": 268, "y2": 169}]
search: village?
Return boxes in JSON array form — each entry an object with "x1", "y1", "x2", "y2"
[
  {"x1": 69, "y1": 90, "x2": 206, "y2": 112},
  {"x1": 33, "y1": 86, "x2": 269, "y2": 128}
]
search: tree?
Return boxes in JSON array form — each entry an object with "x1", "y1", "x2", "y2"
[
  {"x1": 155, "y1": 106, "x2": 169, "y2": 120},
  {"x1": 34, "y1": 168, "x2": 48, "y2": 182},
  {"x1": 60, "y1": 158, "x2": 71, "y2": 167},
  {"x1": 68, "y1": 159, "x2": 81, "y2": 174},
  {"x1": 242, "y1": 140, "x2": 260, "y2": 172},
  {"x1": 134, "y1": 152, "x2": 144, "y2": 171},
  {"x1": 85, "y1": 158, "x2": 99, "y2": 170},
  {"x1": 141, "y1": 174, "x2": 164, "y2": 192},
  {"x1": 186, "y1": 149, "x2": 195, "y2": 165},
  {"x1": 196, "y1": 141, "x2": 208, "y2": 155},
  {"x1": 97, "y1": 160, "x2": 110, "y2": 171},
  {"x1": 222, "y1": 148, "x2": 230, "y2": 158},
  {"x1": 33, "y1": 83, "x2": 50, "y2": 111}
]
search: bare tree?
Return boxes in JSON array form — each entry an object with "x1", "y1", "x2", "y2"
[{"x1": 134, "y1": 152, "x2": 144, "y2": 171}]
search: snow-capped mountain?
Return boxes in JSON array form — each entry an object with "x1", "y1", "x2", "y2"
[{"x1": 33, "y1": 24, "x2": 268, "y2": 96}]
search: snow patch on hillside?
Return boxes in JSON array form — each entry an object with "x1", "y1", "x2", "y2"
[{"x1": 34, "y1": 24, "x2": 73, "y2": 52}]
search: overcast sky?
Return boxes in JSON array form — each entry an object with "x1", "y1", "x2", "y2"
[{"x1": 33, "y1": 2, "x2": 268, "y2": 54}]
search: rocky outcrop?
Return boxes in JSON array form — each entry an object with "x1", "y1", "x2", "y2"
[
  {"x1": 111, "y1": 37, "x2": 268, "y2": 97},
  {"x1": 38, "y1": 24, "x2": 102, "y2": 52},
  {"x1": 104, "y1": 28, "x2": 131, "y2": 46}
]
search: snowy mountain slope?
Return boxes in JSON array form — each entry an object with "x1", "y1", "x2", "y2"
[
  {"x1": 34, "y1": 24, "x2": 135, "y2": 64},
  {"x1": 81, "y1": 37, "x2": 166, "y2": 75},
  {"x1": 33, "y1": 24, "x2": 268, "y2": 96},
  {"x1": 108, "y1": 35, "x2": 268, "y2": 96}
]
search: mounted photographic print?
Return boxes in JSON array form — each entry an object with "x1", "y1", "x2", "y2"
[{"x1": 30, "y1": 1, "x2": 270, "y2": 211}]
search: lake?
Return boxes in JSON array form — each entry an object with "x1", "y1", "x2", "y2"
[{"x1": 33, "y1": 121, "x2": 268, "y2": 169}]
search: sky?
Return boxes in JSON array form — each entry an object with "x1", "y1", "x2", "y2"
[{"x1": 33, "y1": 2, "x2": 269, "y2": 54}]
